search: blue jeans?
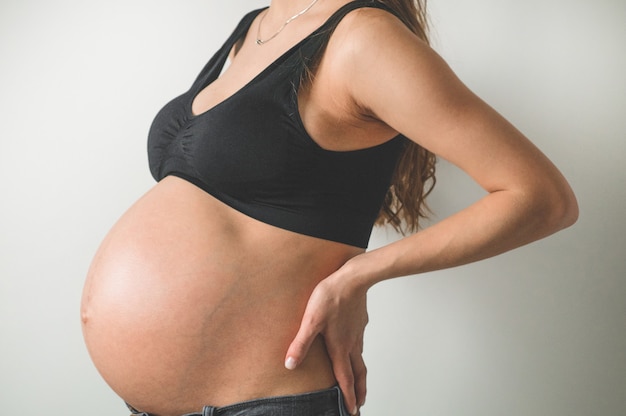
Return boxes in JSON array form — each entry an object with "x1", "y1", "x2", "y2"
[{"x1": 126, "y1": 386, "x2": 349, "y2": 416}]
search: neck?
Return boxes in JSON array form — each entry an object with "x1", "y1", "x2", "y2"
[
  {"x1": 256, "y1": 0, "x2": 351, "y2": 46},
  {"x1": 267, "y1": 0, "x2": 319, "y2": 16},
  {"x1": 256, "y1": 0, "x2": 327, "y2": 45}
]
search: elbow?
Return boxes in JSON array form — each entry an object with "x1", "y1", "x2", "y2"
[
  {"x1": 560, "y1": 188, "x2": 579, "y2": 229},
  {"x1": 536, "y1": 178, "x2": 579, "y2": 234}
]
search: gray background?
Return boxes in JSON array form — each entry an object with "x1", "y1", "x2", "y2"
[{"x1": 1, "y1": 0, "x2": 624, "y2": 415}]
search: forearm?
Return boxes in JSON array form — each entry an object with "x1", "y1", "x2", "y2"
[{"x1": 351, "y1": 187, "x2": 577, "y2": 289}]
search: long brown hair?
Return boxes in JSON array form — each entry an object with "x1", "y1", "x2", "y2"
[{"x1": 373, "y1": 0, "x2": 436, "y2": 234}]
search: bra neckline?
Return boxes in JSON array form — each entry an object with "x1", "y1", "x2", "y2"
[{"x1": 189, "y1": 7, "x2": 333, "y2": 119}]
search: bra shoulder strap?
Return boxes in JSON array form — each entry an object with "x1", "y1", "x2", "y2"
[
  {"x1": 297, "y1": 1, "x2": 398, "y2": 68},
  {"x1": 192, "y1": 8, "x2": 267, "y2": 86},
  {"x1": 322, "y1": 0, "x2": 396, "y2": 33}
]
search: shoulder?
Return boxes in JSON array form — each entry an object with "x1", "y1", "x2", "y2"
[
  {"x1": 322, "y1": 5, "x2": 447, "y2": 118},
  {"x1": 334, "y1": 4, "x2": 406, "y2": 28},
  {"x1": 318, "y1": 4, "x2": 487, "y2": 152},
  {"x1": 327, "y1": 5, "x2": 426, "y2": 54},
  {"x1": 323, "y1": 5, "x2": 434, "y2": 87}
]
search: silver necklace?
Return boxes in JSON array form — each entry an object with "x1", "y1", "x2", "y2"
[{"x1": 256, "y1": 0, "x2": 320, "y2": 45}]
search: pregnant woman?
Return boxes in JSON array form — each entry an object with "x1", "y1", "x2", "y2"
[{"x1": 81, "y1": 1, "x2": 578, "y2": 415}]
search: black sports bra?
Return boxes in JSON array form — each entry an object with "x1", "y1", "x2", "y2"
[{"x1": 148, "y1": 1, "x2": 408, "y2": 248}]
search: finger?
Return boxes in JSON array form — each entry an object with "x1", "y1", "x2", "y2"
[
  {"x1": 351, "y1": 352, "x2": 367, "y2": 408},
  {"x1": 331, "y1": 352, "x2": 357, "y2": 415},
  {"x1": 285, "y1": 315, "x2": 320, "y2": 370}
]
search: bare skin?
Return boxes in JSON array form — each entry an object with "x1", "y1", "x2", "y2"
[
  {"x1": 82, "y1": 1, "x2": 578, "y2": 416},
  {"x1": 81, "y1": 176, "x2": 358, "y2": 415}
]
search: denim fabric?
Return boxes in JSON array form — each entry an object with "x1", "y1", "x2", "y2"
[{"x1": 126, "y1": 385, "x2": 348, "y2": 416}]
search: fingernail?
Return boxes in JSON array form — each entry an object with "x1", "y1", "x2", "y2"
[
  {"x1": 351, "y1": 406, "x2": 358, "y2": 415},
  {"x1": 285, "y1": 357, "x2": 297, "y2": 370}
]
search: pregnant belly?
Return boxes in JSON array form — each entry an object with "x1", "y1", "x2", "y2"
[{"x1": 80, "y1": 177, "x2": 351, "y2": 414}]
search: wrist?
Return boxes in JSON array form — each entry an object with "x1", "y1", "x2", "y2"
[{"x1": 340, "y1": 250, "x2": 392, "y2": 293}]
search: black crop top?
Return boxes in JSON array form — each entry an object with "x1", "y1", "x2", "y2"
[{"x1": 147, "y1": 1, "x2": 408, "y2": 248}]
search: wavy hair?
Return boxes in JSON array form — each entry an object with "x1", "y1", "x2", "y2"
[{"x1": 373, "y1": 0, "x2": 436, "y2": 234}]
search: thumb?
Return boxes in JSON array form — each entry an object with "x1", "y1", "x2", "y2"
[{"x1": 285, "y1": 316, "x2": 320, "y2": 370}]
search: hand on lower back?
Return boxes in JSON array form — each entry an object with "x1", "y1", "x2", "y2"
[{"x1": 285, "y1": 269, "x2": 369, "y2": 416}]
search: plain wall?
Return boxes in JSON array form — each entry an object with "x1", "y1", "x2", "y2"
[{"x1": 1, "y1": 1, "x2": 624, "y2": 415}]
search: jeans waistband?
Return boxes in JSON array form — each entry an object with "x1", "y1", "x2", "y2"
[{"x1": 126, "y1": 385, "x2": 348, "y2": 416}]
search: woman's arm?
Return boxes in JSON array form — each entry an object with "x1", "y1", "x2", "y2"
[{"x1": 286, "y1": 8, "x2": 578, "y2": 415}]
